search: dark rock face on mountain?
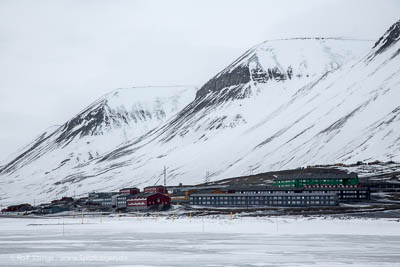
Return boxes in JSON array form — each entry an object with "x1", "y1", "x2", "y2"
[
  {"x1": 196, "y1": 65, "x2": 251, "y2": 99},
  {"x1": 372, "y1": 20, "x2": 400, "y2": 57}
]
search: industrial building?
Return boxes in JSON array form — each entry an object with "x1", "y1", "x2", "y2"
[
  {"x1": 189, "y1": 192, "x2": 338, "y2": 207},
  {"x1": 126, "y1": 192, "x2": 170, "y2": 210},
  {"x1": 111, "y1": 194, "x2": 131, "y2": 209},
  {"x1": 187, "y1": 172, "x2": 368, "y2": 208},
  {"x1": 88, "y1": 192, "x2": 119, "y2": 208},
  {"x1": 224, "y1": 185, "x2": 370, "y2": 201},
  {"x1": 273, "y1": 173, "x2": 359, "y2": 188}
]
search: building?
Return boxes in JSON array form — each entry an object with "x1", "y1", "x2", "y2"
[
  {"x1": 88, "y1": 192, "x2": 119, "y2": 207},
  {"x1": 1, "y1": 203, "x2": 33, "y2": 213},
  {"x1": 362, "y1": 182, "x2": 400, "y2": 192},
  {"x1": 51, "y1": 196, "x2": 74, "y2": 205},
  {"x1": 305, "y1": 187, "x2": 370, "y2": 201},
  {"x1": 166, "y1": 184, "x2": 198, "y2": 194},
  {"x1": 169, "y1": 191, "x2": 189, "y2": 204},
  {"x1": 111, "y1": 194, "x2": 134, "y2": 209},
  {"x1": 119, "y1": 187, "x2": 140, "y2": 195},
  {"x1": 189, "y1": 192, "x2": 338, "y2": 207},
  {"x1": 273, "y1": 173, "x2": 359, "y2": 188},
  {"x1": 143, "y1": 185, "x2": 168, "y2": 194},
  {"x1": 223, "y1": 185, "x2": 370, "y2": 202},
  {"x1": 127, "y1": 192, "x2": 170, "y2": 210},
  {"x1": 40, "y1": 205, "x2": 69, "y2": 214}
]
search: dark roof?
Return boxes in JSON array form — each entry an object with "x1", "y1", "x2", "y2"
[
  {"x1": 224, "y1": 185, "x2": 269, "y2": 191},
  {"x1": 275, "y1": 172, "x2": 358, "y2": 181},
  {"x1": 144, "y1": 185, "x2": 165, "y2": 189},
  {"x1": 120, "y1": 187, "x2": 139, "y2": 190},
  {"x1": 89, "y1": 192, "x2": 119, "y2": 197}
]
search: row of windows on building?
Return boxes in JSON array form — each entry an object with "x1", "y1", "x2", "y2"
[
  {"x1": 189, "y1": 194, "x2": 338, "y2": 207},
  {"x1": 276, "y1": 179, "x2": 347, "y2": 183},
  {"x1": 235, "y1": 190, "x2": 367, "y2": 195},
  {"x1": 100, "y1": 199, "x2": 112, "y2": 207}
]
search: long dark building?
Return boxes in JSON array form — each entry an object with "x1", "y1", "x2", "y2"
[
  {"x1": 187, "y1": 172, "x2": 369, "y2": 208},
  {"x1": 189, "y1": 192, "x2": 339, "y2": 207},
  {"x1": 225, "y1": 186, "x2": 370, "y2": 202}
]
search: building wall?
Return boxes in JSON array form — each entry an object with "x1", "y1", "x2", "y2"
[
  {"x1": 147, "y1": 193, "x2": 170, "y2": 206},
  {"x1": 190, "y1": 193, "x2": 338, "y2": 207},
  {"x1": 274, "y1": 177, "x2": 359, "y2": 188},
  {"x1": 120, "y1": 188, "x2": 140, "y2": 195},
  {"x1": 126, "y1": 193, "x2": 171, "y2": 209},
  {"x1": 101, "y1": 197, "x2": 112, "y2": 207},
  {"x1": 144, "y1": 186, "x2": 168, "y2": 194},
  {"x1": 232, "y1": 187, "x2": 370, "y2": 201},
  {"x1": 116, "y1": 195, "x2": 128, "y2": 208},
  {"x1": 127, "y1": 197, "x2": 147, "y2": 207}
]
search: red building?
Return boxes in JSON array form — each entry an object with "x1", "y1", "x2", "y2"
[
  {"x1": 119, "y1": 187, "x2": 140, "y2": 195},
  {"x1": 2, "y1": 203, "x2": 32, "y2": 212},
  {"x1": 126, "y1": 192, "x2": 170, "y2": 210},
  {"x1": 143, "y1": 185, "x2": 168, "y2": 194}
]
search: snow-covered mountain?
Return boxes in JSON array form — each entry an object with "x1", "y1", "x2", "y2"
[
  {"x1": 0, "y1": 86, "x2": 196, "y2": 203},
  {"x1": 2, "y1": 20, "x2": 400, "y2": 205}
]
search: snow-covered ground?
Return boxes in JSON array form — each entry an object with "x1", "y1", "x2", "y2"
[{"x1": 1, "y1": 216, "x2": 400, "y2": 266}]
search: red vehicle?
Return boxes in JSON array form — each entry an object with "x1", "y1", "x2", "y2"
[
  {"x1": 127, "y1": 192, "x2": 170, "y2": 210},
  {"x1": 143, "y1": 185, "x2": 168, "y2": 194}
]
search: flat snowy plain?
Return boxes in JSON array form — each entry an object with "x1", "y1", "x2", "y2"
[{"x1": 1, "y1": 215, "x2": 400, "y2": 266}]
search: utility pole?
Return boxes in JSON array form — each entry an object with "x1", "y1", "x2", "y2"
[
  {"x1": 163, "y1": 165, "x2": 167, "y2": 186},
  {"x1": 204, "y1": 171, "x2": 210, "y2": 184},
  {"x1": 249, "y1": 166, "x2": 254, "y2": 176}
]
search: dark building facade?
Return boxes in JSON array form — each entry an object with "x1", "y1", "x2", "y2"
[
  {"x1": 112, "y1": 194, "x2": 134, "y2": 208},
  {"x1": 119, "y1": 187, "x2": 140, "y2": 195},
  {"x1": 189, "y1": 192, "x2": 339, "y2": 207},
  {"x1": 88, "y1": 192, "x2": 119, "y2": 207},
  {"x1": 273, "y1": 173, "x2": 359, "y2": 188},
  {"x1": 127, "y1": 192, "x2": 171, "y2": 210},
  {"x1": 224, "y1": 186, "x2": 370, "y2": 202},
  {"x1": 144, "y1": 185, "x2": 168, "y2": 194}
]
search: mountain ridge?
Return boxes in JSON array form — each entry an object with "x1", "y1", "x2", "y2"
[{"x1": 0, "y1": 86, "x2": 197, "y2": 174}]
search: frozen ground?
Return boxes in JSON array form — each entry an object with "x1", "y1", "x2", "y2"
[{"x1": 0, "y1": 216, "x2": 400, "y2": 266}]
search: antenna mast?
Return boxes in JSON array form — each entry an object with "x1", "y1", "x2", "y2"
[{"x1": 163, "y1": 165, "x2": 167, "y2": 186}]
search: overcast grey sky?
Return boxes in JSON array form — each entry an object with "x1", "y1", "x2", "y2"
[{"x1": 0, "y1": 0, "x2": 399, "y2": 161}]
